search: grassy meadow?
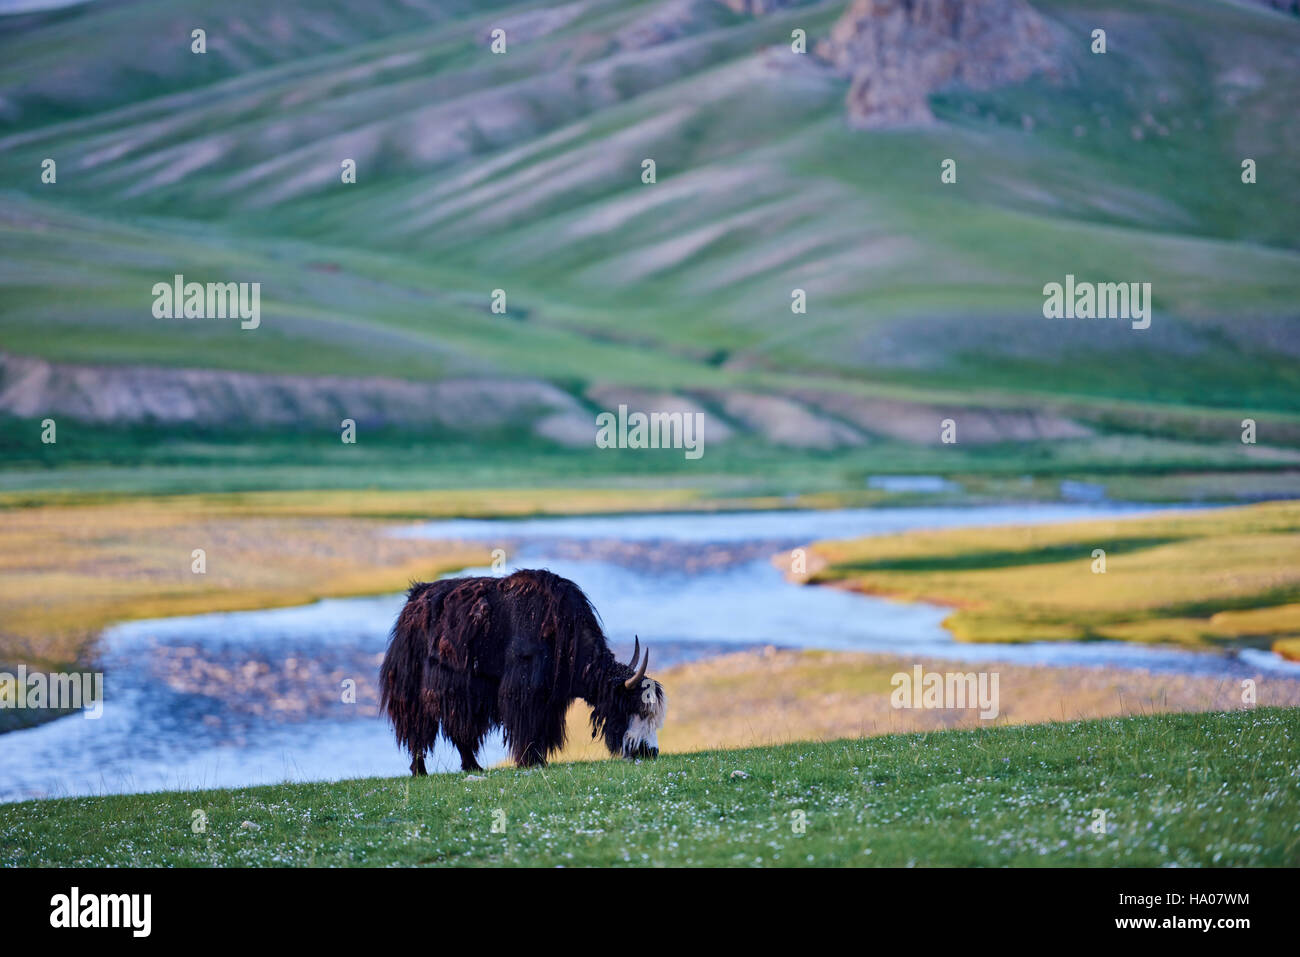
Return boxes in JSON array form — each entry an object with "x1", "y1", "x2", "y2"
[
  {"x1": 797, "y1": 500, "x2": 1300, "y2": 656},
  {"x1": 3, "y1": 708, "x2": 1296, "y2": 867},
  {"x1": 4, "y1": 410, "x2": 1298, "y2": 500}
]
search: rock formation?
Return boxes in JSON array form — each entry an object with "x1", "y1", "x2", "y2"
[{"x1": 816, "y1": 0, "x2": 1059, "y2": 127}]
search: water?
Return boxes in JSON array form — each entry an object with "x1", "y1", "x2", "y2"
[{"x1": 3, "y1": 501, "x2": 1292, "y2": 803}]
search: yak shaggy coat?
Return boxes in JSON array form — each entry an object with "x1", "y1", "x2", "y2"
[{"x1": 380, "y1": 569, "x2": 666, "y2": 772}]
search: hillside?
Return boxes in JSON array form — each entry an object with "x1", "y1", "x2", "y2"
[
  {"x1": 3, "y1": 708, "x2": 1296, "y2": 866},
  {"x1": 1, "y1": 0, "x2": 1299, "y2": 487}
]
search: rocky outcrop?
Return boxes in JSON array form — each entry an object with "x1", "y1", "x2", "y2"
[
  {"x1": 0, "y1": 352, "x2": 592, "y2": 440},
  {"x1": 587, "y1": 385, "x2": 872, "y2": 449},
  {"x1": 585, "y1": 385, "x2": 736, "y2": 443},
  {"x1": 0, "y1": 351, "x2": 1097, "y2": 450},
  {"x1": 817, "y1": 0, "x2": 1059, "y2": 127},
  {"x1": 696, "y1": 390, "x2": 865, "y2": 449},
  {"x1": 788, "y1": 389, "x2": 1093, "y2": 444}
]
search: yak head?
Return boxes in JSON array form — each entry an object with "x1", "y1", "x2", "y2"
[{"x1": 593, "y1": 637, "x2": 667, "y2": 760}]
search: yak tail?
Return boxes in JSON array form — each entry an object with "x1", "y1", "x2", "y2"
[{"x1": 379, "y1": 582, "x2": 442, "y2": 764}]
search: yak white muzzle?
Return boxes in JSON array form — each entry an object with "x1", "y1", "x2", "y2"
[{"x1": 622, "y1": 679, "x2": 666, "y2": 759}]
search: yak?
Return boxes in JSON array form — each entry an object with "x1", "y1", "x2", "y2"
[{"x1": 379, "y1": 569, "x2": 667, "y2": 772}]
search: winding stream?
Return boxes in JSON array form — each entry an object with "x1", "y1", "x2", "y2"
[{"x1": 3, "y1": 502, "x2": 1293, "y2": 803}]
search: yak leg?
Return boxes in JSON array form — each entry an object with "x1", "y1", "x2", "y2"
[
  {"x1": 407, "y1": 696, "x2": 440, "y2": 777},
  {"x1": 444, "y1": 675, "x2": 494, "y2": 772},
  {"x1": 501, "y1": 690, "x2": 567, "y2": 769},
  {"x1": 449, "y1": 723, "x2": 487, "y2": 771},
  {"x1": 500, "y1": 650, "x2": 567, "y2": 768},
  {"x1": 514, "y1": 742, "x2": 548, "y2": 769},
  {"x1": 455, "y1": 742, "x2": 483, "y2": 772},
  {"x1": 444, "y1": 720, "x2": 486, "y2": 771}
]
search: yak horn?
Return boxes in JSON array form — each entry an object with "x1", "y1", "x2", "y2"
[
  {"x1": 627, "y1": 636, "x2": 641, "y2": 669},
  {"x1": 625, "y1": 645, "x2": 649, "y2": 689}
]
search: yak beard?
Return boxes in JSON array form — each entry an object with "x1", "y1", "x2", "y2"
[
  {"x1": 621, "y1": 680, "x2": 666, "y2": 759},
  {"x1": 588, "y1": 678, "x2": 667, "y2": 760}
]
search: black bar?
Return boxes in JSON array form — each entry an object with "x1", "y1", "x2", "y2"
[{"x1": 2, "y1": 867, "x2": 1275, "y2": 943}]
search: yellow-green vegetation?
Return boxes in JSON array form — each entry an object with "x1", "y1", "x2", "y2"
[
  {"x1": 0, "y1": 485, "x2": 879, "y2": 678},
  {"x1": 0, "y1": 486, "x2": 707, "y2": 517},
  {"x1": 797, "y1": 501, "x2": 1300, "y2": 657},
  {"x1": 0, "y1": 484, "x2": 759, "y2": 671},
  {"x1": 4, "y1": 709, "x2": 1296, "y2": 867},
  {"x1": 0, "y1": 485, "x2": 941, "y2": 517},
  {"x1": 0, "y1": 485, "x2": 908, "y2": 735},
  {"x1": 0, "y1": 496, "x2": 495, "y2": 675},
  {"x1": 551, "y1": 648, "x2": 1300, "y2": 762}
]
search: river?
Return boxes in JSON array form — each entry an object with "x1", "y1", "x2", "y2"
[{"x1": 3, "y1": 501, "x2": 1293, "y2": 803}]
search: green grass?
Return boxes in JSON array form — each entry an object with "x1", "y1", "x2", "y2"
[
  {"x1": 3, "y1": 709, "x2": 1297, "y2": 866},
  {"x1": 3, "y1": 409, "x2": 1296, "y2": 498}
]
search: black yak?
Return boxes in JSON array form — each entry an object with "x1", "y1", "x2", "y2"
[{"x1": 379, "y1": 569, "x2": 667, "y2": 772}]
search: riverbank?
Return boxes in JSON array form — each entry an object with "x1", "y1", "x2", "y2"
[
  {"x1": 4, "y1": 708, "x2": 1295, "y2": 867},
  {"x1": 0, "y1": 495, "x2": 503, "y2": 731},
  {"x1": 0, "y1": 485, "x2": 762, "y2": 661},
  {"x1": 790, "y1": 500, "x2": 1300, "y2": 659}
]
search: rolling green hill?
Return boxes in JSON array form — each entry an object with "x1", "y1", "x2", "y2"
[{"x1": 1, "y1": 0, "x2": 1298, "y2": 491}]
